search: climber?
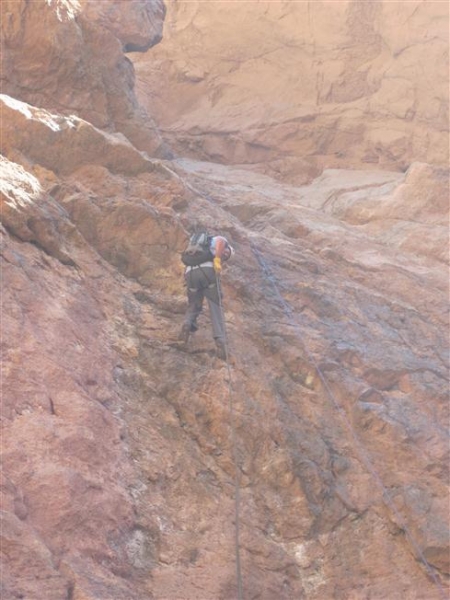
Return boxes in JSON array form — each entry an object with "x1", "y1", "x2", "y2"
[{"x1": 179, "y1": 232, "x2": 234, "y2": 360}]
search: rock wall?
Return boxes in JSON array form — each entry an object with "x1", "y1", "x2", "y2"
[
  {"x1": 1, "y1": 0, "x2": 168, "y2": 156},
  {"x1": 2, "y1": 148, "x2": 449, "y2": 599},
  {"x1": 132, "y1": 0, "x2": 449, "y2": 182},
  {"x1": 1, "y1": 1, "x2": 449, "y2": 599}
]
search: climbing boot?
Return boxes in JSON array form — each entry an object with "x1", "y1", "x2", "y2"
[
  {"x1": 215, "y1": 340, "x2": 227, "y2": 361},
  {"x1": 179, "y1": 324, "x2": 191, "y2": 344},
  {"x1": 179, "y1": 323, "x2": 198, "y2": 343}
]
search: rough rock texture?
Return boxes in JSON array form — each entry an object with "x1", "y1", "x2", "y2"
[
  {"x1": 1, "y1": 0, "x2": 167, "y2": 155},
  {"x1": 132, "y1": 0, "x2": 449, "y2": 182},
  {"x1": 1, "y1": 1, "x2": 449, "y2": 600},
  {"x1": 2, "y1": 146, "x2": 449, "y2": 599},
  {"x1": 82, "y1": 0, "x2": 166, "y2": 52}
]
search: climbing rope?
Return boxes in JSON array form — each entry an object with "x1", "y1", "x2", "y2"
[
  {"x1": 175, "y1": 173, "x2": 445, "y2": 597},
  {"x1": 250, "y1": 240, "x2": 447, "y2": 600},
  {"x1": 216, "y1": 271, "x2": 244, "y2": 600}
]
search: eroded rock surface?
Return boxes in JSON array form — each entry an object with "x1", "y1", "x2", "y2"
[
  {"x1": 1, "y1": 1, "x2": 449, "y2": 600},
  {"x1": 132, "y1": 0, "x2": 449, "y2": 181},
  {"x1": 2, "y1": 148, "x2": 449, "y2": 598},
  {"x1": 82, "y1": 0, "x2": 166, "y2": 52},
  {"x1": 1, "y1": 0, "x2": 167, "y2": 155}
]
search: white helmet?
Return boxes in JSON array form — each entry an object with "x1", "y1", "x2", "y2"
[{"x1": 223, "y1": 245, "x2": 235, "y2": 261}]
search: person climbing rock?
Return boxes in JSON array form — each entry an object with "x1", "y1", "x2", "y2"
[{"x1": 179, "y1": 231, "x2": 234, "y2": 360}]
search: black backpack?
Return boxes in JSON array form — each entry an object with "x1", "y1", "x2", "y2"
[{"x1": 181, "y1": 231, "x2": 213, "y2": 266}]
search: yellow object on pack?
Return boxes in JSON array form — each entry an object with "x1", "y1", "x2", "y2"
[{"x1": 213, "y1": 257, "x2": 222, "y2": 273}]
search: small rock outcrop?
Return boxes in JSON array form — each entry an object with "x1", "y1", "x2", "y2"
[{"x1": 1, "y1": 0, "x2": 167, "y2": 155}]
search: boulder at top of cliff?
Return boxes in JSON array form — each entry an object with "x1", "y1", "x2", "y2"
[
  {"x1": 82, "y1": 0, "x2": 166, "y2": 52},
  {"x1": 0, "y1": 0, "x2": 166, "y2": 154}
]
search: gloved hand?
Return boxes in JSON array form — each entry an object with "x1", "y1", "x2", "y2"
[{"x1": 213, "y1": 257, "x2": 222, "y2": 273}]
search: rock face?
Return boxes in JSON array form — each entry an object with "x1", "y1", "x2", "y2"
[
  {"x1": 132, "y1": 0, "x2": 449, "y2": 181},
  {"x1": 1, "y1": 1, "x2": 449, "y2": 600},
  {"x1": 82, "y1": 0, "x2": 166, "y2": 52},
  {"x1": 1, "y1": 0, "x2": 167, "y2": 155}
]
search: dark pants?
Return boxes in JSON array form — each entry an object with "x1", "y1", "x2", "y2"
[{"x1": 184, "y1": 266, "x2": 225, "y2": 343}]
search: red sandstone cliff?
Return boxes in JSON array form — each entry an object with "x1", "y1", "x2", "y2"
[
  {"x1": 1, "y1": 2, "x2": 449, "y2": 600},
  {"x1": 1, "y1": 0, "x2": 167, "y2": 156},
  {"x1": 132, "y1": 1, "x2": 449, "y2": 182}
]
